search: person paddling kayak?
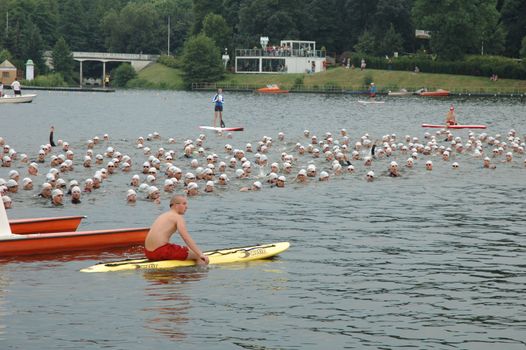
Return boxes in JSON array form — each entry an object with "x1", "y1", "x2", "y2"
[
  {"x1": 445, "y1": 105, "x2": 457, "y2": 126},
  {"x1": 144, "y1": 195, "x2": 209, "y2": 265}
]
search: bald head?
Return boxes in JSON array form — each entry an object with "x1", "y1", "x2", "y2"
[{"x1": 170, "y1": 195, "x2": 186, "y2": 208}]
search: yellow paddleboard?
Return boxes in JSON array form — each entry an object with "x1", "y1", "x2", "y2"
[{"x1": 80, "y1": 242, "x2": 290, "y2": 273}]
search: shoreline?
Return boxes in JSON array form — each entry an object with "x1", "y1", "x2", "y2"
[
  {"x1": 191, "y1": 85, "x2": 526, "y2": 98},
  {"x1": 3, "y1": 86, "x2": 115, "y2": 93},
  {"x1": 5, "y1": 82, "x2": 524, "y2": 98}
]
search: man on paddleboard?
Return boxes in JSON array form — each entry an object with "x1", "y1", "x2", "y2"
[
  {"x1": 144, "y1": 195, "x2": 209, "y2": 265},
  {"x1": 212, "y1": 88, "x2": 225, "y2": 128}
]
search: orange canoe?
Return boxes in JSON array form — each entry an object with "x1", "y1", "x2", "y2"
[
  {"x1": 9, "y1": 215, "x2": 86, "y2": 234},
  {"x1": 0, "y1": 227, "x2": 149, "y2": 256},
  {"x1": 420, "y1": 89, "x2": 449, "y2": 97},
  {"x1": 257, "y1": 85, "x2": 289, "y2": 94}
]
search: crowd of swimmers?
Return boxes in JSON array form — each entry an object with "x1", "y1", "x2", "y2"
[{"x1": 1, "y1": 126, "x2": 525, "y2": 209}]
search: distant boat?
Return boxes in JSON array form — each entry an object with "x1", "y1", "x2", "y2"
[
  {"x1": 0, "y1": 94, "x2": 37, "y2": 104},
  {"x1": 256, "y1": 84, "x2": 289, "y2": 94},
  {"x1": 419, "y1": 89, "x2": 449, "y2": 97},
  {"x1": 388, "y1": 89, "x2": 413, "y2": 96}
]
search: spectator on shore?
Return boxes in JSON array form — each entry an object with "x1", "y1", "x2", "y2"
[{"x1": 360, "y1": 58, "x2": 366, "y2": 70}]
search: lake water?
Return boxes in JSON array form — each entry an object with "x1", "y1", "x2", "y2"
[{"x1": 0, "y1": 90, "x2": 525, "y2": 349}]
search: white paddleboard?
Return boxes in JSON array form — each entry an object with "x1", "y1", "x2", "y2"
[
  {"x1": 199, "y1": 126, "x2": 244, "y2": 132},
  {"x1": 358, "y1": 100, "x2": 385, "y2": 104}
]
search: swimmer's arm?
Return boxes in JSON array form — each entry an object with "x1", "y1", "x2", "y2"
[
  {"x1": 49, "y1": 126, "x2": 56, "y2": 147},
  {"x1": 177, "y1": 218, "x2": 207, "y2": 262}
]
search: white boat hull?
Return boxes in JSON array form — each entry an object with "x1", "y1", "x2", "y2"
[
  {"x1": 0, "y1": 94, "x2": 37, "y2": 104},
  {"x1": 388, "y1": 91, "x2": 413, "y2": 96}
]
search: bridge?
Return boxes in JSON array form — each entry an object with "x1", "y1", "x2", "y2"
[{"x1": 44, "y1": 51, "x2": 160, "y2": 88}]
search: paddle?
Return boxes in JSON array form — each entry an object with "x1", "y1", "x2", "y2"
[{"x1": 220, "y1": 118, "x2": 226, "y2": 128}]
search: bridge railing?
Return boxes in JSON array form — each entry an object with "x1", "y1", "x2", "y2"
[{"x1": 72, "y1": 52, "x2": 160, "y2": 60}]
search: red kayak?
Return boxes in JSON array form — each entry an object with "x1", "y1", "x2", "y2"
[
  {"x1": 0, "y1": 227, "x2": 149, "y2": 256},
  {"x1": 421, "y1": 124, "x2": 487, "y2": 129},
  {"x1": 1, "y1": 203, "x2": 147, "y2": 257},
  {"x1": 420, "y1": 89, "x2": 449, "y2": 97},
  {"x1": 9, "y1": 215, "x2": 85, "y2": 234}
]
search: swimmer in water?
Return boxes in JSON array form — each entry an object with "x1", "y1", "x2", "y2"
[{"x1": 388, "y1": 161, "x2": 401, "y2": 177}]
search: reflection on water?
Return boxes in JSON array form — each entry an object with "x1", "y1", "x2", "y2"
[
  {"x1": 0, "y1": 272, "x2": 9, "y2": 341},
  {"x1": 142, "y1": 270, "x2": 207, "y2": 340}
]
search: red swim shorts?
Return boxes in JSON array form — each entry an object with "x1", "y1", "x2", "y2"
[{"x1": 145, "y1": 243, "x2": 189, "y2": 261}]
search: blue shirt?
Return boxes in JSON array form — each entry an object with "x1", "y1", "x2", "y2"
[{"x1": 213, "y1": 94, "x2": 224, "y2": 107}]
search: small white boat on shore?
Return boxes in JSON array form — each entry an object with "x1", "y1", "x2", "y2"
[
  {"x1": 0, "y1": 94, "x2": 37, "y2": 104},
  {"x1": 388, "y1": 89, "x2": 413, "y2": 96}
]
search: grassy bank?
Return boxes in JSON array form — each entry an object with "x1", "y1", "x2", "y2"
[
  {"x1": 134, "y1": 63, "x2": 185, "y2": 89},
  {"x1": 138, "y1": 64, "x2": 526, "y2": 93}
]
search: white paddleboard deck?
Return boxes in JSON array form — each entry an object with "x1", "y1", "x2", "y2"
[
  {"x1": 199, "y1": 126, "x2": 244, "y2": 132},
  {"x1": 358, "y1": 100, "x2": 385, "y2": 104}
]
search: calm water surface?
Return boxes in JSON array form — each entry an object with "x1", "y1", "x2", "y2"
[{"x1": 0, "y1": 90, "x2": 525, "y2": 349}]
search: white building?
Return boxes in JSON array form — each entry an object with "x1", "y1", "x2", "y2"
[{"x1": 235, "y1": 40, "x2": 326, "y2": 74}]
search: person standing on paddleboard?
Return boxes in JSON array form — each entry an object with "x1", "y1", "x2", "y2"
[
  {"x1": 445, "y1": 105, "x2": 457, "y2": 126},
  {"x1": 144, "y1": 195, "x2": 209, "y2": 265},
  {"x1": 369, "y1": 82, "x2": 377, "y2": 99},
  {"x1": 212, "y1": 88, "x2": 225, "y2": 128}
]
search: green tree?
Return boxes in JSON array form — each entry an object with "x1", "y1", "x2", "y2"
[
  {"x1": 21, "y1": 21, "x2": 45, "y2": 73},
  {"x1": 304, "y1": 0, "x2": 345, "y2": 52},
  {"x1": 341, "y1": 0, "x2": 380, "y2": 51},
  {"x1": 412, "y1": 0, "x2": 503, "y2": 60},
  {"x1": 153, "y1": 0, "x2": 194, "y2": 54},
  {"x1": 353, "y1": 30, "x2": 376, "y2": 55},
  {"x1": 101, "y1": 2, "x2": 164, "y2": 53},
  {"x1": 0, "y1": 49, "x2": 13, "y2": 63},
  {"x1": 500, "y1": 0, "x2": 526, "y2": 57},
  {"x1": 372, "y1": 0, "x2": 413, "y2": 52},
  {"x1": 192, "y1": 0, "x2": 222, "y2": 34},
  {"x1": 33, "y1": 0, "x2": 59, "y2": 48},
  {"x1": 181, "y1": 34, "x2": 223, "y2": 85},
  {"x1": 520, "y1": 36, "x2": 526, "y2": 58},
  {"x1": 202, "y1": 13, "x2": 232, "y2": 52},
  {"x1": 112, "y1": 63, "x2": 137, "y2": 87},
  {"x1": 238, "y1": 0, "x2": 304, "y2": 45},
  {"x1": 376, "y1": 24, "x2": 403, "y2": 56},
  {"x1": 58, "y1": 0, "x2": 89, "y2": 50},
  {"x1": 51, "y1": 37, "x2": 74, "y2": 80}
]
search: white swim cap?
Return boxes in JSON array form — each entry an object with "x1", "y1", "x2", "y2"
[{"x1": 52, "y1": 189, "x2": 63, "y2": 197}]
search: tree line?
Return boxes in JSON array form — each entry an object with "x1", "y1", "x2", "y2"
[{"x1": 0, "y1": 0, "x2": 525, "y2": 81}]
